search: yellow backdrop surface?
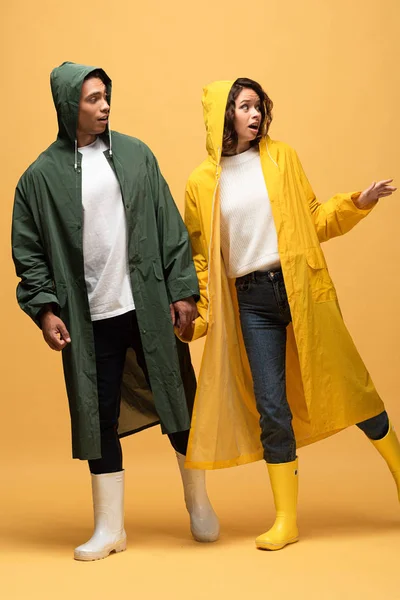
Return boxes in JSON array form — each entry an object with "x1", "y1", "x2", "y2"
[{"x1": 1, "y1": 1, "x2": 399, "y2": 598}]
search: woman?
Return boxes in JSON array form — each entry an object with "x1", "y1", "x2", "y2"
[{"x1": 183, "y1": 78, "x2": 399, "y2": 551}]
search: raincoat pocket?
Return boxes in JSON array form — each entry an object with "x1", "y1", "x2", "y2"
[
  {"x1": 152, "y1": 259, "x2": 164, "y2": 281},
  {"x1": 152, "y1": 259, "x2": 172, "y2": 313},
  {"x1": 305, "y1": 248, "x2": 336, "y2": 303},
  {"x1": 54, "y1": 280, "x2": 68, "y2": 309}
]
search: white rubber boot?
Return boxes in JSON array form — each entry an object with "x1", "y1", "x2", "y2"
[
  {"x1": 74, "y1": 470, "x2": 126, "y2": 561},
  {"x1": 176, "y1": 452, "x2": 220, "y2": 542}
]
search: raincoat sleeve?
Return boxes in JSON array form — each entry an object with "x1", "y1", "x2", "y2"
[
  {"x1": 292, "y1": 149, "x2": 375, "y2": 243},
  {"x1": 144, "y1": 148, "x2": 200, "y2": 305},
  {"x1": 12, "y1": 178, "x2": 60, "y2": 327},
  {"x1": 182, "y1": 180, "x2": 209, "y2": 341}
]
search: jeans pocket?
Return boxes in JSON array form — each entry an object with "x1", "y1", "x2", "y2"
[
  {"x1": 235, "y1": 279, "x2": 251, "y2": 293},
  {"x1": 278, "y1": 280, "x2": 290, "y2": 313}
]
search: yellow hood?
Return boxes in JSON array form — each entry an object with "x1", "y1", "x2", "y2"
[{"x1": 202, "y1": 80, "x2": 234, "y2": 163}]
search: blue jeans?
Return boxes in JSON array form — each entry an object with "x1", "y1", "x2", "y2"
[{"x1": 235, "y1": 269, "x2": 389, "y2": 464}]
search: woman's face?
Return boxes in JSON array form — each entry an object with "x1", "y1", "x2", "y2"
[{"x1": 233, "y1": 88, "x2": 262, "y2": 153}]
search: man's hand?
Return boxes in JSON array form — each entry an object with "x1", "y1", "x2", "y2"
[
  {"x1": 169, "y1": 297, "x2": 198, "y2": 336},
  {"x1": 354, "y1": 179, "x2": 396, "y2": 210},
  {"x1": 40, "y1": 308, "x2": 71, "y2": 351}
]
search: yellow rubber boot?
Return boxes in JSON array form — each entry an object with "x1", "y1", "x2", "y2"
[
  {"x1": 256, "y1": 458, "x2": 299, "y2": 551},
  {"x1": 369, "y1": 422, "x2": 400, "y2": 501}
]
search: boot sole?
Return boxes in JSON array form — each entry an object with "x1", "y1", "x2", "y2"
[
  {"x1": 191, "y1": 531, "x2": 220, "y2": 543},
  {"x1": 256, "y1": 536, "x2": 299, "y2": 551},
  {"x1": 74, "y1": 538, "x2": 127, "y2": 561}
]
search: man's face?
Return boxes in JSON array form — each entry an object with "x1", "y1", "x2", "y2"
[{"x1": 77, "y1": 77, "x2": 110, "y2": 138}]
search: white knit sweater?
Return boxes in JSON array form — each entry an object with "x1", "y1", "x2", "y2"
[{"x1": 219, "y1": 147, "x2": 280, "y2": 278}]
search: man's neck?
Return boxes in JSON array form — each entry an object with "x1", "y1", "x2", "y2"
[{"x1": 77, "y1": 133, "x2": 97, "y2": 148}]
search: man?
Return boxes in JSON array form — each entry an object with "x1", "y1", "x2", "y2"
[{"x1": 12, "y1": 62, "x2": 219, "y2": 561}]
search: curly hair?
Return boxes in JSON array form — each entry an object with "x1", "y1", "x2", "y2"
[{"x1": 222, "y1": 78, "x2": 273, "y2": 156}]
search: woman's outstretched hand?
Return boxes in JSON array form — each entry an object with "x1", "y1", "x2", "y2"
[{"x1": 354, "y1": 179, "x2": 396, "y2": 210}]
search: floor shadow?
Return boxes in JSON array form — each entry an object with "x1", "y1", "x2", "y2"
[{"x1": 2, "y1": 505, "x2": 399, "y2": 554}]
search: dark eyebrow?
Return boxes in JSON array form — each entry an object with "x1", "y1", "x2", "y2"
[
  {"x1": 84, "y1": 90, "x2": 105, "y2": 100},
  {"x1": 239, "y1": 97, "x2": 257, "y2": 104}
]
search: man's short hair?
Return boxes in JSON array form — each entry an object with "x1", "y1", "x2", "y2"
[{"x1": 84, "y1": 69, "x2": 108, "y2": 85}]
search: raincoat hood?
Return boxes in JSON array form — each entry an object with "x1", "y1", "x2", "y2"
[
  {"x1": 50, "y1": 61, "x2": 111, "y2": 144},
  {"x1": 202, "y1": 80, "x2": 234, "y2": 163}
]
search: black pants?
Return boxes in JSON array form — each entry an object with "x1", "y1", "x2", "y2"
[{"x1": 88, "y1": 311, "x2": 192, "y2": 475}]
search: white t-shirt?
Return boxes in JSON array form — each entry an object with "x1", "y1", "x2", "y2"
[
  {"x1": 220, "y1": 147, "x2": 280, "y2": 278},
  {"x1": 79, "y1": 137, "x2": 135, "y2": 321}
]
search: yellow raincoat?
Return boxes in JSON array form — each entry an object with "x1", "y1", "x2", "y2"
[{"x1": 183, "y1": 80, "x2": 384, "y2": 470}]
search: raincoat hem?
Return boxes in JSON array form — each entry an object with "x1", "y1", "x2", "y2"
[
  {"x1": 118, "y1": 420, "x2": 160, "y2": 439},
  {"x1": 184, "y1": 449, "x2": 264, "y2": 470}
]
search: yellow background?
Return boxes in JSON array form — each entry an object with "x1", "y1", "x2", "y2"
[{"x1": 1, "y1": 1, "x2": 399, "y2": 598}]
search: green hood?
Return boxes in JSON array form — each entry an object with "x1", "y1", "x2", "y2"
[{"x1": 50, "y1": 61, "x2": 111, "y2": 144}]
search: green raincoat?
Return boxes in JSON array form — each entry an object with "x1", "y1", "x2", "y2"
[{"x1": 12, "y1": 62, "x2": 199, "y2": 460}]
